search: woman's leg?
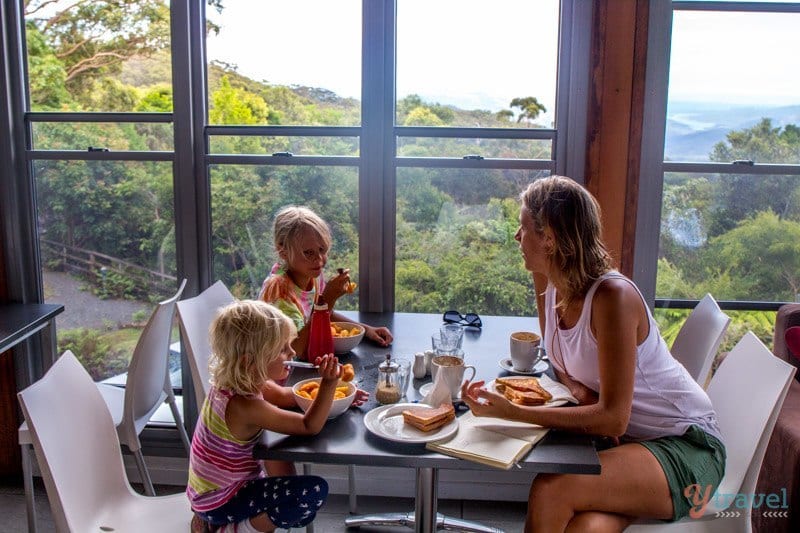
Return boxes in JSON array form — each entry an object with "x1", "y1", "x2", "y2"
[{"x1": 525, "y1": 443, "x2": 673, "y2": 533}]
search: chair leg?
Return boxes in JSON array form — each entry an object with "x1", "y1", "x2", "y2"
[
  {"x1": 348, "y1": 464, "x2": 357, "y2": 514},
  {"x1": 132, "y1": 448, "x2": 156, "y2": 496},
  {"x1": 166, "y1": 392, "x2": 192, "y2": 454},
  {"x1": 21, "y1": 443, "x2": 38, "y2": 533}
]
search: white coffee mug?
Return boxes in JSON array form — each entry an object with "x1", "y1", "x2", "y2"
[
  {"x1": 431, "y1": 355, "x2": 476, "y2": 399},
  {"x1": 509, "y1": 331, "x2": 543, "y2": 372}
]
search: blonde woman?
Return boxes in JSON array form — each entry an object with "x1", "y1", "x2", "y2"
[
  {"x1": 187, "y1": 300, "x2": 338, "y2": 533},
  {"x1": 461, "y1": 176, "x2": 725, "y2": 532}
]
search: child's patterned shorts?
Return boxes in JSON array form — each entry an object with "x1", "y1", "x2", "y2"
[{"x1": 197, "y1": 475, "x2": 328, "y2": 528}]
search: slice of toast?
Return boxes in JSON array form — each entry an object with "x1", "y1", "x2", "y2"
[
  {"x1": 402, "y1": 403, "x2": 455, "y2": 432},
  {"x1": 495, "y1": 377, "x2": 553, "y2": 404}
]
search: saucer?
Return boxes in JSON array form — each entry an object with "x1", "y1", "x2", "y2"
[
  {"x1": 498, "y1": 358, "x2": 548, "y2": 375},
  {"x1": 419, "y1": 382, "x2": 460, "y2": 400}
]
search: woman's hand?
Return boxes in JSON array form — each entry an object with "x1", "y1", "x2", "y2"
[
  {"x1": 364, "y1": 325, "x2": 393, "y2": 346},
  {"x1": 352, "y1": 388, "x2": 370, "y2": 407},
  {"x1": 459, "y1": 379, "x2": 513, "y2": 418},
  {"x1": 315, "y1": 354, "x2": 341, "y2": 383}
]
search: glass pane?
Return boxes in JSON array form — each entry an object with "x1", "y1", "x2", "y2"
[
  {"x1": 209, "y1": 136, "x2": 359, "y2": 156},
  {"x1": 210, "y1": 164, "x2": 359, "y2": 308},
  {"x1": 34, "y1": 160, "x2": 178, "y2": 383},
  {"x1": 657, "y1": 171, "x2": 800, "y2": 303},
  {"x1": 25, "y1": 0, "x2": 173, "y2": 112},
  {"x1": 397, "y1": 0, "x2": 558, "y2": 128},
  {"x1": 395, "y1": 168, "x2": 550, "y2": 316},
  {"x1": 206, "y1": 0, "x2": 361, "y2": 126},
  {"x1": 666, "y1": 10, "x2": 800, "y2": 162},
  {"x1": 397, "y1": 136, "x2": 552, "y2": 159},
  {"x1": 32, "y1": 122, "x2": 173, "y2": 151}
]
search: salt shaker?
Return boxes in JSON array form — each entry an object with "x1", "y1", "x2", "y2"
[{"x1": 413, "y1": 352, "x2": 427, "y2": 379}]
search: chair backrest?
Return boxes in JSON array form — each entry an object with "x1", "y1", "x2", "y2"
[
  {"x1": 18, "y1": 351, "x2": 134, "y2": 532},
  {"x1": 123, "y1": 279, "x2": 186, "y2": 432},
  {"x1": 670, "y1": 293, "x2": 731, "y2": 385},
  {"x1": 703, "y1": 331, "x2": 796, "y2": 514},
  {"x1": 176, "y1": 280, "x2": 235, "y2": 408}
]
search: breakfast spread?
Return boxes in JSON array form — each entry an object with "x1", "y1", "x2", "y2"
[
  {"x1": 494, "y1": 376, "x2": 553, "y2": 405},
  {"x1": 402, "y1": 403, "x2": 455, "y2": 432},
  {"x1": 295, "y1": 380, "x2": 351, "y2": 400}
]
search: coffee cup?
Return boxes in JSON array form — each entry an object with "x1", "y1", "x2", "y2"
[
  {"x1": 509, "y1": 331, "x2": 543, "y2": 372},
  {"x1": 431, "y1": 355, "x2": 476, "y2": 399}
]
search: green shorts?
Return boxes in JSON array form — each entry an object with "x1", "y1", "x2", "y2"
[{"x1": 639, "y1": 425, "x2": 726, "y2": 521}]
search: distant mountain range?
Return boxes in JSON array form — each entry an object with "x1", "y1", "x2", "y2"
[{"x1": 665, "y1": 101, "x2": 800, "y2": 161}]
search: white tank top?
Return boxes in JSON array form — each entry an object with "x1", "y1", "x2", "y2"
[{"x1": 543, "y1": 271, "x2": 722, "y2": 441}]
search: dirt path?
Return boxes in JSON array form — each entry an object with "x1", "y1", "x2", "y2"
[{"x1": 42, "y1": 271, "x2": 150, "y2": 330}]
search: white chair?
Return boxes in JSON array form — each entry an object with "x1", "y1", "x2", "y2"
[
  {"x1": 176, "y1": 279, "x2": 235, "y2": 409},
  {"x1": 20, "y1": 279, "x2": 189, "y2": 532},
  {"x1": 671, "y1": 293, "x2": 731, "y2": 386},
  {"x1": 17, "y1": 350, "x2": 192, "y2": 532},
  {"x1": 627, "y1": 331, "x2": 796, "y2": 532}
]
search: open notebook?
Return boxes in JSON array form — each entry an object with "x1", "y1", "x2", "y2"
[{"x1": 426, "y1": 410, "x2": 549, "y2": 470}]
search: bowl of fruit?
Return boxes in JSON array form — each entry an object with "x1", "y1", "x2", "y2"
[
  {"x1": 331, "y1": 322, "x2": 365, "y2": 354},
  {"x1": 292, "y1": 369, "x2": 356, "y2": 418}
]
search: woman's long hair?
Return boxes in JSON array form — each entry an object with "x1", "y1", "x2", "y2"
[{"x1": 521, "y1": 176, "x2": 613, "y2": 304}]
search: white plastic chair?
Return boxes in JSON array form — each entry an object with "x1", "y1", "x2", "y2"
[
  {"x1": 176, "y1": 280, "x2": 235, "y2": 409},
  {"x1": 17, "y1": 350, "x2": 192, "y2": 533},
  {"x1": 20, "y1": 279, "x2": 189, "y2": 532},
  {"x1": 671, "y1": 293, "x2": 731, "y2": 386},
  {"x1": 627, "y1": 331, "x2": 796, "y2": 532}
]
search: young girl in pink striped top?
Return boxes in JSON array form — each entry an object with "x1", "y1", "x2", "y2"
[{"x1": 187, "y1": 300, "x2": 339, "y2": 533}]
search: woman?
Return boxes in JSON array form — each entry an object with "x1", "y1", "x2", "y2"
[{"x1": 461, "y1": 176, "x2": 725, "y2": 532}]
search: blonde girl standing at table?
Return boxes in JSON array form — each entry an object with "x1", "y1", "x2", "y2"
[
  {"x1": 461, "y1": 176, "x2": 725, "y2": 532},
  {"x1": 259, "y1": 205, "x2": 393, "y2": 357},
  {"x1": 188, "y1": 300, "x2": 338, "y2": 533}
]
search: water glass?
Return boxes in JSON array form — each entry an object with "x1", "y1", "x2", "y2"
[{"x1": 440, "y1": 324, "x2": 464, "y2": 351}]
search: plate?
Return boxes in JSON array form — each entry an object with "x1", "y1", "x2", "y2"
[
  {"x1": 364, "y1": 402, "x2": 459, "y2": 443},
  {"x1": 487, "y1": 376, "x2": 573, "y2": 408},
  {"x1": 498, "y1": 358, "x2": 548, "y2": 375},
  {"x1": 419, "y1": 382, "x2": 460, "y2": 400}
]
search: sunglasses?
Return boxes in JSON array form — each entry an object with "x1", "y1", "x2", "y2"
[{"x1": 442, "y1": 310, "x2": 482, "y2": 328}]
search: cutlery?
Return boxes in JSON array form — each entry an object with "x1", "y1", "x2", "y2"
[{"x1": 283, "y1": 361, "x2": 319, "y2": 369}]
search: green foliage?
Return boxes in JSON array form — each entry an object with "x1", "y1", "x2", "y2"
[
  {"x1": 509, "y1": 96, "x2": 547, "y2": 123},
  {"x1": 25, "y1": 24, "x2": 71, "y2": 109},
  {"x1": 58, "y1": 328, "x2": 130, "y2": 380},
  {"x1": 136, "y1": 84, "x2": 173, "y2": 112},
  {"x1": 94, "y1": 270, "x2": 138, "y2": 300},
  {"x1": 210, "y1": 76, "x2": 269, "y2": 124}
]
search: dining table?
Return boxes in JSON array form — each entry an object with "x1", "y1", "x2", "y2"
[{"x1": 254, "y1": 311, "x2": 600, "y2": 533}]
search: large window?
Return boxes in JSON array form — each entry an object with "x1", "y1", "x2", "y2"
[
  {"x1": 23, "y1": 0, "x2": 179, "y2": 385},
  {"x1": 4, "y1": 0, "x2": 587, "y2": 432},
  {"x1": 640, "y1": 1, "x2": 800, "y2": 348}
]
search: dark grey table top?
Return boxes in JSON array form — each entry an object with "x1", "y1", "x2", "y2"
[
  {"x1": 0, "y1": 303, "x2": 64, "y2": 353},
  {"x1": 255, "y1": 312, "x2": 600, "y2": 475}
]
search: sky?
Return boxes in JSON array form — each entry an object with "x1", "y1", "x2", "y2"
[
  {"x1": 206, "y1": 0, "x2": 559, "y2": 122},
  {"x1": 205, "y1": 0, "x2": 800, "y2": 120}
]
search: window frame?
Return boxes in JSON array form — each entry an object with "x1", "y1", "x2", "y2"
[{"x1": 635, "y1": 0, "x2": 800, "y2": 311}]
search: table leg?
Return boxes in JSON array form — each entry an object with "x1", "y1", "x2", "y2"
[{"x1": 414, "y1": 467, "x2": 437, "y2": 533}]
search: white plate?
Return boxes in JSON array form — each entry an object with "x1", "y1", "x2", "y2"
[
  {"x1": 364, "y1": 402, "x2": 459, "y2": 443},
  {"x1": 498, "y1": 358, "x2": 548, "y2": 375},
  {"x1": 486, "y1": 376, "x2": 574, "y2": 407},
  {"x1": 419, "y1": 382, "x2": 460, "y2": 400}
]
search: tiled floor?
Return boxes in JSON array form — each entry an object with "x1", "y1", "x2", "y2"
[{"x1": 0, "y1": 478, "x2": 528, "y2": 532}]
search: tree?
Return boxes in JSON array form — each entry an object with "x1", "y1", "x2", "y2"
[
  {"x1": 24, "y1": 0, "x2": 224, "y2": 106},
  {"x1": 509, "y1": 96, "x2": 547, "y2": 124}
]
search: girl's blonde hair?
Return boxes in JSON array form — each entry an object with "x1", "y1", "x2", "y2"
[
  {"x1": 520, "y1": 176, "x2": 614, "y2": 304},
  {"x1": 272, "y1": 205, "x2": 332, "y2": 264},
  {"x1": 208, "y1": 300, "x2": 296, "y2": 395}
]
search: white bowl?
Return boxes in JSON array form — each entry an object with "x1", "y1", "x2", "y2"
[
  {"x1": 292, "y1": 377, "x2": 356, "y2": 418},
  {"x1": 331, "y1": 321, "x2": 365, "y2": 354}
]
